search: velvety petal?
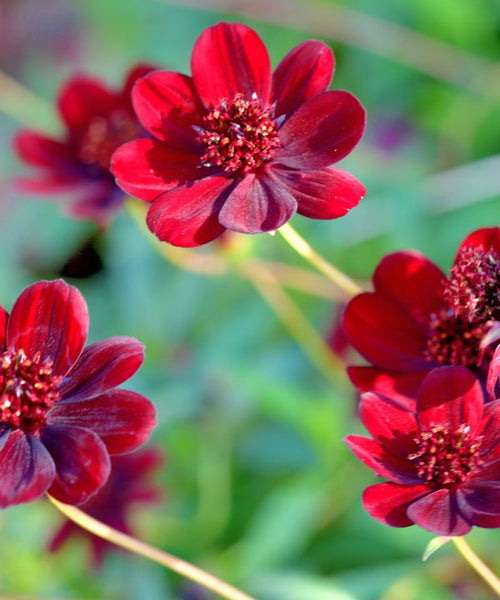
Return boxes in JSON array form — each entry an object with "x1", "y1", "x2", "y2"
[
  {"x1": 47, "y1": 389, "x2": 156, "y2": 454},
  {"x1": 120, "y1": 63, "x2": 157, "y2": 106},
  {"x1": 417, "y1": 366, "x2": 484, "y2": 436},
  {"x1": 272, "y1": 40, "x2": 334, "y2": 118},
  {"x1": 487, "y1": 345, "x2": 500, "y2": 401},
  {"x1": 343, "y1": 292, "x2": 430, "y2": 371},
  {"x1": 132, "y1": 71, "x2": 203, "y2": 150},
  {"x1": 358, "y1": 392, "x2": 418, "y2": 459},
  {"x1": 14, "y1": 131, "x2": 76, "y2": 170},
  {"x1": 0, "y1": 430, "x2": 55, "y2": 507},
  {"x1": 111, "y1": 138, "x2": 201, "y2": 202},
  {"x1": 478, "y1": 400, "x2": 500, "y2": 464},
  {"x1": 218, "y1": 174, "x2": 297, "y2": 234},
  {"x1": 58, "y1": 337, "x2": 145, "y2": 401},
  {"x1": 345, "y1": 435, "x2": 419, "y2": 483},
  {"x1": 58, "y1": 76, "x2": 115, "y2": 134},
  {"x1": 191, "y1": 22, "x2": 271, "y2": 108},
  {"x1": 42, "y1": 425, "x2": 110, "y2": 505},
  {"x1": 460, "y1": 486, "x2": 500, "y2": 515},
  {"x1": 458, "y1": 227, "x2": 500, "y2": 256},
  {"x1": 0, "y1": 306, "x2": 7, "y2": 350},
  {"x1": 362, "y1": 482, "x2": 429, "y2": 527},
  {"x1": 275, "y1": 91, "x2": 366, "y2": 169},
  {"x1": 468, "y1": 459, "x2": 500, "y2": 486},
  {"x1": 146, "y1": 175, "x2": 232, "y2": 247},
  {"x1": 271, "y1": 165, "x2": 364, "y2": 220},
  {"x1": 0, "y1": 428, "x2": 10, "y2": 453},
  {"x1": 347, "y1": 367, "x2": 423, "y2": 408},
  {"x1": 373, "y1": 251, "x2": 446, "y2": 327},
  {"x1": 406, "y1": 488, "x2": 471, "y2": 536},
  {"x1": 7, "y1": 280, "x2": 89, "y2": 376}
]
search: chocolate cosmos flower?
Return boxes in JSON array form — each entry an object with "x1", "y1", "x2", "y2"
[
  {"x1": 0, "y1": 280, "x2": 156, "y2": 507},
  {"x1": 49, "y1": 447, "x2": 163, "y2": 568},
  {"x1": 345, "y1": 366, "x2": 500, "y2": 536},
  {"x1": 343, "y1": 227, "x2": 500, "y2": 404},
  {"x1": 111, "y1": 22, "x2": 366, "y2": 247},
  {"x1": 14, "y1": 65, "x2": 154, "y2": 226}
]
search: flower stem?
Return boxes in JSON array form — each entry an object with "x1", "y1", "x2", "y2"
[
  {"x1": 278, "y1": 223, "x2": 362, "y2": 298},
  {"x1": 47, "y1": 495, "x2": 256, "y2": 600},
  {"x1": 452, "y1": 537, "x2": 500, "y2": 596}
]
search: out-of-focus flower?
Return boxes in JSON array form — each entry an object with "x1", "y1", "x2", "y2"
[
  {"x1": 49, "y1": 447, "x2": 163, "y2": 568},
  {"x1": 343, "y1": 227, "x2": 500, "y2": 404},
  {"x1": 111, "y1": 22, "x2": 366, "y2": 247},
  {"x1": 345, "y1": 365, "x2": 500, "y2": 536},
  {"x1": 14, "y1": 65, "x2": 155, "y2": 226},
  {"x1": 0, "y1": 279, "x2": 156, "y2": 508}
]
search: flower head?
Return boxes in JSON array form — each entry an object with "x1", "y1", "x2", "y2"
[
  {"x1": 0, "y1": 279, "x2": 156, "y2": 508},
  {"x1": 14, "y1": 64, "x2": 155, "y2": 226},
  {"x1": 111, "y1": 22, "x2": 366, "y2": 247},
  {"x1": 49, "y1": 447, "x2": 163, "y2": 568},
  {"x1": 345, "y1": 366, "x2": 500, "y2": 536},
  {"x1": 343, "y1": 227, "x2": 500, "y2": 404}
]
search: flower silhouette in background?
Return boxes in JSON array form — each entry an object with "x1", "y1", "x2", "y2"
[
  {"x1": 111, "y1": 22, "x2": 366, "y2": 247},
  {"x1": 343, "y1": 227, "x2": 500, "y2": 404},
  {"x1": 49, "y1": 447, "x2": 164, "y2": 568},
  {"x1": 14, "y1": 64, "x2": 155, "y2": 226},
  {"x1": 345, "y1": 365, "x2": 500, "y2": 536},
  {"x1": 0, "y1": 279, "x2": 156, "y2": 507}
]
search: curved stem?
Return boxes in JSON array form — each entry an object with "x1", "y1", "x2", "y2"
[
  {"x1": 452, "y1": 537, "x2": 500, "y2": 597},
  {"x1": 48, "y1": 495, "x2": 256, "y2": 600},
  {"x1": 278, "y1": 223, "x2": 362, "y2": 298}
]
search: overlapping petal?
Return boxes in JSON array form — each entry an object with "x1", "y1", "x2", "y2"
[
  {"x1": 58, "y1": 76, "x2": 115, "y2": 134},
  {"x1": 406, "y1": 489, "x2": 471, "y2": 536},
  {"x1": 458, "y1": 226, "x2": 500, "y2": 255},
  {"x1": 362, "y1": 482, "x2": 429, "y2": 528},
  {"x1": 347, "y1": 367, "x2": 423, "y2": 407}
]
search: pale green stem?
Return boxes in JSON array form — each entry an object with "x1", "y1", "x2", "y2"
[{"x1": 452, "y1": 537, "x2": 500, "y2": 597}]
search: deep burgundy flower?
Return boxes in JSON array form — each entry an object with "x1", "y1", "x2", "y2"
[
  {"x1": 343, "y1": 227, "x2": 500, "y2": 404},
  {"x1": 14, "y1": 64, "x2": 155, "y2": 226},
  {"x1": 0, "y1": 279, "x2": 156, "y2": 507},
  {"x1": 111, "y1": 22, "x2": 366, "y2": 247},
  {"x1": 345, "y1": 365, "x2": 500, "y2": 536},
  {"x1": 49, "y1": 447, "x2": 163, "y2": 568}
]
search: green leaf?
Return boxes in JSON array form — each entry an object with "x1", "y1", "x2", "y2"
[{"x1": 422, "y1": 536, "x2": 452, "y2": 561}]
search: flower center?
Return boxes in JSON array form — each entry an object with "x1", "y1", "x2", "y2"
[
  {"x1": 444, "y1": 245, "x2": 500, "y2": 322},
  {"x1": 78, "y1": 109, "x2": 139, "y2": 172},
  {"x1": 0, "y1": 349, "x2": 61, "y2": 433},
  {"x1": 197, "y1": 93, "x2": 280, "y2": 175},
  {"x1": 408, "y1": 424, "x2": 483, "y2": 486}
]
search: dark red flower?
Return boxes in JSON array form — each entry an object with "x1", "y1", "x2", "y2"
[
  {"x1": 49, "y1": 447, "x2": 163, "y2": 568},
  {"x1": 0, "y1": 279, "x2": 156, "y2": 507},
  {"x1": 343, "y1": 227, "x2": 500, "y2": 404},
  {"x1": 14, "y1": 64, "x2": 155, "y2": 226},
  {"x1": 345, "y1": 366, "x2": 500, "y2": 536},
  {"x1": 111, "y1": 22, "x2": 366, "y2": 247}
]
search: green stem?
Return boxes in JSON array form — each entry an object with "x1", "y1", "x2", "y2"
[{"x1": 452, "y1": 537, "x2": 500, "y2": 597}]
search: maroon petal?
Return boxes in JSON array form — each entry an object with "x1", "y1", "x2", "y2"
[
  {"x1": 275, "y1": 91, "x2": 366, "y2": 169},
  {"x1": 111, "y1": 138, "x2": 201, "y2": 203},
  {"x1": 7, "y1": 280, "x2": 89, "y2": 376},
  {"x1": 362, "y1": 482, "x2": 429, "y2": 527},
  {"x1": 0, "y1": 430, "x2": 55, "y2": 507},
  {"x1": 191, "y1": 22, "x2": 271, "y2": 108},
  {"x1": 373, "y1": 251, "x2": 445, "y2": 327},
  {"x1": 347, "y1": 367, "x2": 423, "y2": 408},
  {"x1": 487, "y1": 345, "x2": 500, "y2": 401},
  {"x1": 417, "y1": 366, "x2": 484, "y2": 436},
  {"x1": 0, "y1": 428, "x2": 10, "y2": 453},
  {"x1": 468, "y1": 459, "x2": 500, "y2": 486},
  {"x1": 42, "y1": 425, "x2": 111, "y2": 505},
  {"x1": 58, "y1": 337, "x2": 144, "y2": 401},
  {"x1": 478, "y1": 400, "x2": 500, "y2": 465},
  {"x1": 146, "y1": 175, "x2": 232, "y2": 247},
  {"x1": 358, "y1": 392, "x2": 418, "y2": 458},
  {"x1": 218, "y1": 174, "x2": 297, "y2": 234},
  {"x1": 272, "y1": 40, "x2": 334, "y2": 118},
  {"x1": 58, "y1": 76, "x2": 115, "y2": 134},
  {"x1": 406, "y1": 488, "x2": 471, "y2": 536},
  {"x1": 457, "y1": 490, "x2": 500, "y2": 528},
  {"x1": 47, "y1": 389, "x2": 156, "y2": 454},
  {"x1": 460, "y1": 486, "x2": 500, "y2": 516},
  {"x1": 343, "y1": 292, "x2": 430, "y2": 371},
  {"x1": 14, "y1": 131, "x2": 75, "y2": 170},
  {"x1": 132, "y1": 71, "x2": 204, "y2": 150},
  {"x1": 0, "y1": 306, "x2": 7, "y2": 350},
  {"x1": 345, "y1": 435, "x2": 419, "y2": 484},
  {"x1": 457, "y1": 227, "x2": 500, "y2": 256}
]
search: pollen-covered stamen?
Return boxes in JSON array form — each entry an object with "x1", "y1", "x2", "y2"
[
  {"x1": 409, "y1": 424, "x2": 483, "y2": 486},
  {"x1": 424, "y1": 309, "x2": 494, "y2": 370},
  {"x1": 444, "y1": 245, "x2": 500, "y2": 321},
  {"x1": 197, "y1": 93, "x2": 280, "y2": 175},
  {"x1": 78, "y1": 109, "x2": 139, "y2": 171},
  {"x1": 0, "y1": 349, "x2": 62, "y2": 433}
]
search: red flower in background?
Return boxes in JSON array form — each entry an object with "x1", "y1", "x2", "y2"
[
  {"x1": 14, "y1": 65, "x2": 154, "y2": 226},
  {"x1": 0, "y1": 280, "x2": 156, "y2": 507},
  {"x1": 343, "y1": 227, "x2": 500, "y2": 404},
  {"x1": 345, "y1": 366, "x2": 500, "y2": 536},
  {"x1": 49, "y1": 447, "x2": 163, "y2": 568},
  {"x1": 111, "y1": 22, "x2": 366, "y2": 247}
]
